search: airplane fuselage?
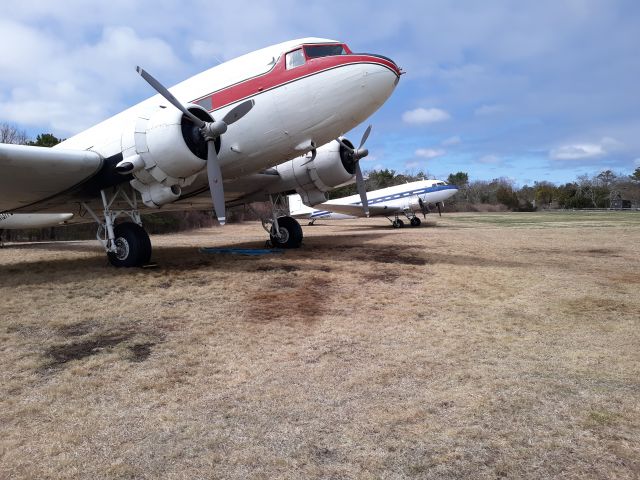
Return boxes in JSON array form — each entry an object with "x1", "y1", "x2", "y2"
[{"x1": 58, "y1": 38, "x2": 400, "y2": 197}]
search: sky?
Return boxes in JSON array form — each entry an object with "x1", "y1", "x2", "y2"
[{"x1": 1, "y1": 0, "x2": 639, "y2": 186}]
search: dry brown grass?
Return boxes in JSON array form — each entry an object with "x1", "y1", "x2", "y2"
[{"x1": 1, "y1": 212, "x2": 639, "y2": 479}]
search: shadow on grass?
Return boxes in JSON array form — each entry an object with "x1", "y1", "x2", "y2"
[{"x1": 0, "y1": 230, "x2": 526, "y2": 287}]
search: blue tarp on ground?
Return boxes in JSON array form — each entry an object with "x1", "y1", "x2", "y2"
[{"x1": 199, "y1": 247, "x2": 285, "y2": 256}]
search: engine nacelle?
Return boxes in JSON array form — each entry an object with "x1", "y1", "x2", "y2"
[
  {"x1": 272, "y1": 140, "x2": 357, "y2": 206},
  {"x1": 407, "y1": 195, "x2": 422, "y2": 211},
  {"x1": 120, "y1": 105, "x2": 214, "y2": 207}
]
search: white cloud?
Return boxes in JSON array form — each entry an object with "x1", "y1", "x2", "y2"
[
  {"x1": 634, "y1": 158, "x2": 640, "y2": 166},
  {"x1": 549, "y1": 137, "x2": 622, "y2": 160},
  {"x1": 442, "y1": 135, "x2": 461, "y2": 146},
  {"x1": 402, "y1": 107, "x2": 450, "y2": 125},
  {"x1": 415, "y1": 148, "x2": 445, "y2": 159},
  {"x1": 0, "y1": 23, "x2": 182, "y2": 135},
  {"x1": 550, "y1": 144, "x2": 604, "y2": 160}
]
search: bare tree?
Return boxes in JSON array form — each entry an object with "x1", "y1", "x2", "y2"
[{"x1": 0, "y1": 123, "x2": 28, "y2": 145}]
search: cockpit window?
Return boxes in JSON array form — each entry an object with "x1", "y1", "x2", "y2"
[
  {"x1": 286, "y1": 48, "x2": 306, "y2": 69},
  {"x1": 304, "y1": 44, "x2": 347, "y2": 59}
]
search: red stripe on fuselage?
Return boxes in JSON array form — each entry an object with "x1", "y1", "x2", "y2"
[{"x1": 190, "y1": 54, "x2": 400, "y2": 112}]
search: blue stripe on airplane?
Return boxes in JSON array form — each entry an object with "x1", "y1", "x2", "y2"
[{"x1": 347, "y1": 184, "x2": 457, "y2": 207}]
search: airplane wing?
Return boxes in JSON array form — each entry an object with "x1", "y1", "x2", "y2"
[
  {"x1": 0, "y1": 144, "x2": 103, "y2": 212},
  {"x1": 319, "y1": 202, "x2": 394, "y2": 217}
]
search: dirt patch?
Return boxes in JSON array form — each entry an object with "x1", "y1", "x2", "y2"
[
  {"x1": 128, "y1": 343, "x2": 156, "y2": 362},
  {"x1": 256, "y1": 264, "x2": 299, "y2": 273},
  {"x1": 582, "y1": 248, "x2": 617, "y2": 255},
  {"x1": 248, "y1": 278, "x2": 330, "y2": 323},
  {"x1": 44, "y1": 333, "x2": 133, "y2": 368},
  {"x1": 367, "y1": 251, "x2": 428, "y2": 266}
]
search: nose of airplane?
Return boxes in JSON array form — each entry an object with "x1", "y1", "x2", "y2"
[{"x1": 362, "y1": 54, "x2": 402, "y2": 107}]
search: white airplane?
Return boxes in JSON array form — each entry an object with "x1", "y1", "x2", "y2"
[
  {"x1": 0, "y1": 38, "x2": 401, "y2": 266},
  {"x1": 289, "y1": 179, "x2": 458, "y2": 227}
]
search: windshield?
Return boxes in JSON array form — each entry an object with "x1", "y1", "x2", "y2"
[{"x1": 304, "y1": 44, "x2": 347, "y2": 59}]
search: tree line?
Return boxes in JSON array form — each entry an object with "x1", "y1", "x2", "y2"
[
  {"x1": 2, "y1": 123, "x2": 639, "y2": 242},
  {"x1": 329, "y1": 168, "x2": 640, "y2": 212}
]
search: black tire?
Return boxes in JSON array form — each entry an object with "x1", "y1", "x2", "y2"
[
  {"x1": 410, "y1": 217, "x2": 421, "y2": 227},
  {"x1": 392, "y1": 219, "x2": 405, "y2": 229},
  {"x1": 270, "y1": 216, "x2": 303, "y2": 248},
  {"x1": 107, "y1": 222, "x2": 152, "y2": 267}
]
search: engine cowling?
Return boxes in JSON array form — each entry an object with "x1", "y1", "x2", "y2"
[
  {"x1": 120, "y1": 105, "x2": 215, "y2": 207},
  {"x1": 407, "y1": 195, "x2": 422, "y2": 211},
  {"x1": 272, "y1": 139, "x2": 357, "y2": 206}
]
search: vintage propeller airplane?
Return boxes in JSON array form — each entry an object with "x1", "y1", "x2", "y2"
[
  {"x1": 0, "y1": 38, "x2": 401, "y2": 266},
  {"x1": 289, "y1": 179, "x2": 458, "y2": 227}
]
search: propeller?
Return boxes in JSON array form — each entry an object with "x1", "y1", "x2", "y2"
[
  {"x1": 336, "y1": 125, "x2": 372, "y2": 216},
  {"x1": 136, "y1": 66, "x2": 254, "y2": 225},
  {"x1": 418, "y1": 197, "x2": 429, "y2": 219}
]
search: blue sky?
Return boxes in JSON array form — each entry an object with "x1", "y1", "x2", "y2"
[{"x1": 1, "y1": 0, "x2": 639, "y2": 185}]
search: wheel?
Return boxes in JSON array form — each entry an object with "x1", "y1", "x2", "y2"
[
  {"x1": 107, "y1": 222, "x2": 152, "y2": 267},
  {"x1": 392, "y1": 219, "x2": 405, "y2": 229},
  {"x1": 410, "y1": 217, "x2": 421, "y2": 227},
  {"x1": 270, "y1": 216, "x2": 303, "y2": 248}
]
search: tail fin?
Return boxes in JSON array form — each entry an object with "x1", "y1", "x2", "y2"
[{"x1": 288, "y1": 194, "x2": 317, "y2": 217}]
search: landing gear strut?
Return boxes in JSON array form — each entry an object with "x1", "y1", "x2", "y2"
[
  {"x1": 81, "y1": 185, "x2": 151, "y2": 267},
  {"x1": 255, "y1": 194, "x2": 303, "y2": 248}
]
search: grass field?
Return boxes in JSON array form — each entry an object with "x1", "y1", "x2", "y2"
[{"x1": 1, "y1": 212, "x2": 639, "y2": 479}]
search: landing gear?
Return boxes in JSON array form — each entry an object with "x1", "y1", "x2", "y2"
[
  {"x1": 82, "y1": 185, "x2": 151, "y2": 267},
  {"x1": 254, "y1": 194, "x2": 304, "y2": 248},
  {"x1": 107, "y1": 223, "x2": 151, "y2": 267},
  {"x1": 270, "y1": 216, "x2": 303, "y2": 248},
  {"x1": 392, "y1": 219, "x2": 405, "y2": 228},
  {"x1": 410, "y1": 216, "x2": 421, "y2": 227}
]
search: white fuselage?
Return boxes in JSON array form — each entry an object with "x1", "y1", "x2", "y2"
[
  {"x1": 57, "y1": 38, "x2": 400, "y2": 188},
  {"x1": 293, "y1": 180, "x2": 459, "y2": 220}
]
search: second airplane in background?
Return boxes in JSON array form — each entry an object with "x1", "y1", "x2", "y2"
[{"x1": 289, "y1": 179, "x2": 458, "y2": 228}]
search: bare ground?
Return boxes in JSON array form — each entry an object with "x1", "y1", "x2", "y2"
[{"x1": 1, "y1": 212, "x2": 639, "y2": 479}]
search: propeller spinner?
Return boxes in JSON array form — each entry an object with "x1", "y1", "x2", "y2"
[{"x1": 136, "y1": 66, "x2": 254, "y2": 225}]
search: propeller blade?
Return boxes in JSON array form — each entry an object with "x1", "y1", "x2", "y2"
[
  {"x1": 206, "y1": 141, "x2": 226, "y2": 225},
  {"x1": 358, "y1": 124, "x2": 372, "y2": 150},
  {"x1": 419, "y1": 198, "x2": 427, "y2": 219},
  {"x1": 336, "y1": 137, "x2": 355, "y2": 153},
  {"x1": 222, "y1": 99, "x2": 255, "y2": 126},
  {"x1": 437, "y1": 202, "x2": 442, "y2": 217},
  {"x1": 136, "y1": 66, "x2": 205, "y2": 128},
  {"x1": 355, "y1": 163, "x2": 369, "y2": 217}
]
